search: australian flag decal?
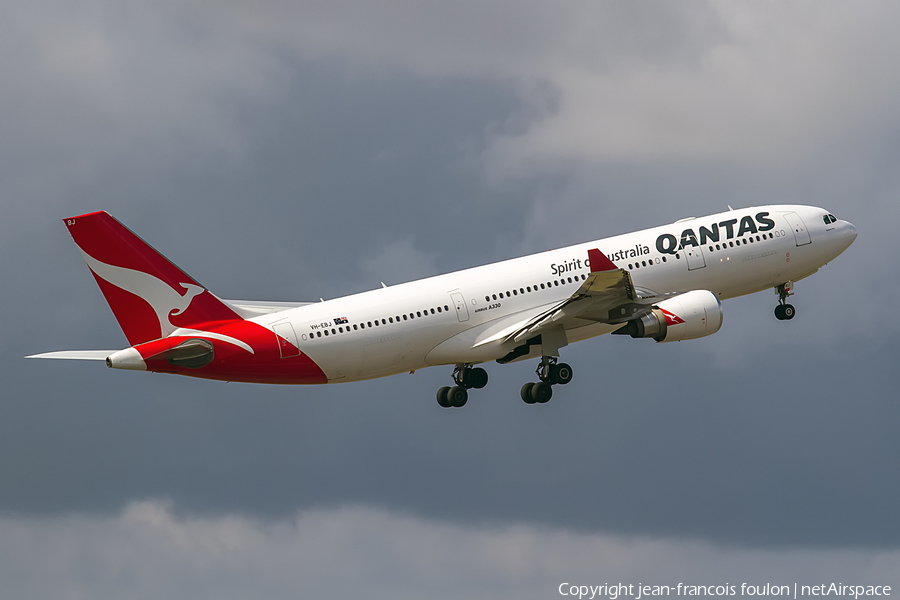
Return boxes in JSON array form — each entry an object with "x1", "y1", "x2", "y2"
[{"x1": 333, "y1": 317, "x2": 348, "y2": 325}]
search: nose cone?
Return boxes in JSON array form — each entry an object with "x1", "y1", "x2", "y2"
[{"x1": 832, "y1": 219, "x2": 858, "y2": 256}]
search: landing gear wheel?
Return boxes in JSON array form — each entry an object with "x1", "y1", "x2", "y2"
[
  {"x1": 775, "y1": 283, "x2": 795, "y2": 321},
  {"x1": 549, "y1": 363, "x2": 573, "y2": 385},
  {"x1": 531, "y1": 381, "x2": 553, "y2": 403},
  {"x1": 782, "y1": 304, "x2": 795, "y2": 320},
  {"x1": 466, "y1": 367, "x2": 489, "y2": 389},
  {"x1": 775, "y1": 304, "x2": 796, "y2": 320},
  {"x1": 447, "y1": 386, "x2": 468, "y2": 407},
  {"x1": 520, "y1": 382, "x2": 537, "y2": 404},
  {"x1": 436, "y1": 386, "x2": 452, "y2": 408}
]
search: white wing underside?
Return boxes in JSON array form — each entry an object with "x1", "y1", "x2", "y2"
[{"x1": 476, "y1": 266, "x2": 678, "y2": 348}]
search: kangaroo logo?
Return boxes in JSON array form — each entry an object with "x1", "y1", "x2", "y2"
[
  {"x1": 80, "y1": 250, "x2": 206, "y2": 337},
  {"x1": 661, "y1": 308, "x2": 686, "y2": 326}
]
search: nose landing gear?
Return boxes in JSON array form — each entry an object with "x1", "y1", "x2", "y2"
[
  {"x1": 520, "y1": 356, "x2": 573, "y2": 404},
  {"x1": 774, "y1": 282, "x2": 795, "y2": 320},
  {"x1": 436, "y1": 364, "x2": 488, "y2": 408}
]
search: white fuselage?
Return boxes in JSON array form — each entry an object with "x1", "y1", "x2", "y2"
[{"x1": 251, "y1": 205, "x2": 856, "y2": 383}]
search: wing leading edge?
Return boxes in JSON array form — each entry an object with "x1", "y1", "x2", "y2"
[{"x1": 481, "y1": 249, "x2": 676, "y2": 351}]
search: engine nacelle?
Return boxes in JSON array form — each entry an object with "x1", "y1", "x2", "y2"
[{"x1": 612, "y1": 290, "x2": 723, "y2": 342}]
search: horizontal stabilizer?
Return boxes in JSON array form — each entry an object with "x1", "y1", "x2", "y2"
[
  {"x1": 222, "y1": 299, "x2": 314, "y2": 317},
  {"x1": 25, "y1": 350, "x2": 115, "y2": 360}
]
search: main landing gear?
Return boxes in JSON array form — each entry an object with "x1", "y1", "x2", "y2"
[
  {"x1": 436, "y1": 364, "x2": 488, "y2": 408},
  {"x1": 520, "y1": 356, "x2": 573, "y2": 405},
  {"x1": 774, "y1": 282, "x2": 796, "y2": 321}
]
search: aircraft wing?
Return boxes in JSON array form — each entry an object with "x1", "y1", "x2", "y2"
[{"x1": 484, "y1": 249, "x2": 674, "y2": 348}]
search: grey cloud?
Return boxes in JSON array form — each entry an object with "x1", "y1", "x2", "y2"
[
  {"x1": 0, "y1": 502, "x2": 897, "y2": 600},
  {"x1": 176, "y1": 1, "x2": 900, "y2": 169},
  {"x1": 1, "y1": 0, "x2": 898, "y2": 583},
  {"x1": 358, "y1": 237, "x2": 438, "y2": 288},
  {"x1": 5, "y1": 327, "x2": 898, "y2": 547}
]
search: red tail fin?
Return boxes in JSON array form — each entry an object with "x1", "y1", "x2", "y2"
[{"x1": 64, "y1": 212, "x2": 241, "y2": 346}]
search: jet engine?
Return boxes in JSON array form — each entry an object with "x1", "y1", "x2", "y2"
[{"x1": 612, "y1": 290, "x2": 723, "y2": 342}]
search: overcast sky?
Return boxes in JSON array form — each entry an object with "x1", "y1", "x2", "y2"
[{"x1": 2, "y1": 1, "x2": 899, "y2": 598}]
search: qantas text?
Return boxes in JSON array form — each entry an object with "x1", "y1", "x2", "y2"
[
  {"x1": 549, "y1": 212, "x2": 776, "y2": 275},
  {"x1": 656, "y1": 212, "x2": 776, "y2": 254}
]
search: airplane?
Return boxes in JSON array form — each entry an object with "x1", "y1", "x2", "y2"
[{"x1": 27, "y1": 205, "x2": 856, "y2": 407}]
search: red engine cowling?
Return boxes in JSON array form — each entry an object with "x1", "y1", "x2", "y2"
[{"x1": 612, "y1": 290, "x2": 723, "y2": 342}]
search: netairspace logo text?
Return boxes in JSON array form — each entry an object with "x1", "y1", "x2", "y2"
[{"x1": 558, "y1": 583, "x2": 891, "y2": 600}]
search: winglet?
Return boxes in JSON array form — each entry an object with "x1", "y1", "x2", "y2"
[{"x1": 588, "y1": 248, "x2": 617, "y2": 273}]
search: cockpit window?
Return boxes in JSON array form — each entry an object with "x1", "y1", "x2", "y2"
[{"x1": 823, "y1": 214, "x2": 837, "y2": 224}]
